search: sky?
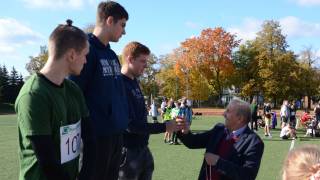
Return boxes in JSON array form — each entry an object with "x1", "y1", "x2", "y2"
[{"x1": 1, "y1": 0, "x2": 320, "y2": 76}]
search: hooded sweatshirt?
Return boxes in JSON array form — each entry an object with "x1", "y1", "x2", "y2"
[{"x1": 69, "y1": 33, "x2": 128, "y2": 136}]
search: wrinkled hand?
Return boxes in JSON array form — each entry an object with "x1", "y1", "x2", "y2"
[
  {"x1": 175, "y1": 116, "x2": 188, "y2": 132},
  {"x1": 175, "y1": 117, "x2": 190, "y2": 134},
  {"x1": 204, "y1": 152, "x2": 220, "y2": 166}
]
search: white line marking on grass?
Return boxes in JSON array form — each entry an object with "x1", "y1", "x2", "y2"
[{"x1": 289, "y1": 139, "x2": 295, "y2": 151}]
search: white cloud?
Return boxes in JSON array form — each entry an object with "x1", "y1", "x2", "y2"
[
  {"x1": 227, "y1": 16, "x2": 320, "y2": 43},
  {"x1": 21, "y1": 0, "x2": 96, "y2": 10},
  {"x1": 279, "y1": 16, "x2": 320, "y2": 38},
  {"x1": 0, "y1": 18, "x2": 44, "y2": 56},
  {"x1": 316, "y1": 49, "x2": 320, "y2": 57},
  {"x1": 293, "y1": 0, "x2": 320, "y2": 6},
  {"x1": 227, "y1": 18, "x2": 262, "y2": 41}
]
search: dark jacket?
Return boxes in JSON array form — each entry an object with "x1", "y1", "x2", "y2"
[{"x1": 178, "y1": 123, "x2": 264, "y2": 180}]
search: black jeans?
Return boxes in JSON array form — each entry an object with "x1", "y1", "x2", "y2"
[
  {"x1": 119, "y1": 146, "x2": 154, "y2": 180},
  {"x1": 92, "y1": 134, "x2": 123, "y2": 180},
  {"x1": 251, "y1": 116, "x2": 258, "y2": 130}
]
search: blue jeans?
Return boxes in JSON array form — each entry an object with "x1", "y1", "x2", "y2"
[{"x1": 119, "y1": 146, "x2": 154, "y2": 180}]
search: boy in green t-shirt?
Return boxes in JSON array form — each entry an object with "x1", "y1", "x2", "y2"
[{"x1": 15, "y1": 20, "x2": 94, "y2": 180}]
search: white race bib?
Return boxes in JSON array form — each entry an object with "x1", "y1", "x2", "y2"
[{"x1": 60, "y1": 120, "x2": 81, "y2": 164}]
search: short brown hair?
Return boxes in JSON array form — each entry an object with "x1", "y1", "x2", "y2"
[
  {"x1": 282, "y1": 145, "x2": 320, "y2": 180},
  {"x1": 49, "y1": 19, "x2": 87, "y2": 60},
  {"x1": 96, "y1": 1, "x2": 128, "y2": 25},
  {"x1": 122, "y1": 41, "x2": 150, "y2": 59}
]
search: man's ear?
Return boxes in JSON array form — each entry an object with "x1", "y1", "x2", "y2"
[
  {"x1": 127, "y1": 55, "x2": 135, "y2": 64},
  {"x1": 106, "y1": 16, "x2": 114, "y2": 26},
  {"x1": 66, "y1": 49, "x2": 76, "y2": 63}
]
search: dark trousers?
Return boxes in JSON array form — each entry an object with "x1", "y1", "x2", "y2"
[
  {"x1": 92, "y1": 134, "x2": 123, "y2": 180},
  {"x1": 251, "y1": 116, "x2": 258, "y2": 130},
  {"x1": 171, "y1": 132, "x2": 178, "y2": 143},
  {"x1": 119, "y1": 146, "x2": 154, "y2": 180}
]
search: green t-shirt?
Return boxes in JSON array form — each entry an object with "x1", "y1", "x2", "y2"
[
  {"x1": 15, "y1": 74, "x2": 89, "y2": 180},
  {"x1": 163, "y1": 107, "x2": 172, "y2": 121}
]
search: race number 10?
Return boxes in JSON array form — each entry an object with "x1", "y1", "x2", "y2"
[{"x1": 60, "y1": 120, "x2": 81, "y2": 164}]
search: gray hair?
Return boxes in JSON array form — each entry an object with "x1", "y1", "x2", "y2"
[{"x1": 229, "y1": 98, "x2": 251, "y2": 123}]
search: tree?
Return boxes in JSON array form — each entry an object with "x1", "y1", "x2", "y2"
[
  {"x1": 178, "y1": 27, "x2": 240, "y2": 105},
  {"x1": 253, "y1": 20, "x2": 298, "y2": 105},
  {"x1": 26, "y1": 46, "x2": 48, "y2": 75},
  {"x1": 156, "y1": 52, "x2": 182, "y2": 100},
  {"x1": 298, "y1": 46, "x2": 320, "y2": 108},
  {"x1": 232, "y1": 41, "x2": 260, "y2": 100},
  {"x1": 139, "y1": 53, "x2": 160, "y2": 101},
  {"x1": 0, "y1": 65, "x2": 24, "y2": 103},
  {"x1": 0, "y1": 65, "x2": 9, "y2": 103}
]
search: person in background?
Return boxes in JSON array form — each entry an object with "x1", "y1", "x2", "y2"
[
  {"x1": 170, "y1": 101, "x2": 181, "y2": 145},
  {"x1": 264, "y1": 113, "x2": 272, "y2": 138},
  {"x1": 150, "y1": 100, "x2": 158, "y2": 123},
  {"x1": 282, "y1": 145, "x2": 320, "y2": 180},
  {"x1": 289, "y1": 101, "x2": 297, "y2": 128},
  {"x1": 163, "y1": 100, "x2": 174, "y2": 143},
  {"x1": 280, "y1": 124, "x2": 297, "y2": 140},
  {"x1": 179, "y1": 98, "x2": 193, "y2": 126},
  {"x1": 300, "y1": 109, "x2": 312, "y2": 129},
  {"x1": 15, "y1": 20, "x2": 94, "y2": 180},
  {"x1": 280, "y1": 100, "x2": 290, "y2": 129},
  {"x1": 160, "y1": 97, "x2": 167, "y2": 119},
  {"x1": 250, "y1": 99, "x2": 258, "y2": 131}
]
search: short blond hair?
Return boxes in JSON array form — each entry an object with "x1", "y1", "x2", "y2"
[{"x1": 282, "y1": 145, "x2": 320, "y2": 180}]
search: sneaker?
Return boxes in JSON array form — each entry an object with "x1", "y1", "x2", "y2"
[
  {"x1": 265, "y1": 134, "x2": 269, "y2": 137},
  {"x1": 169, "y1": 141, "x2": 174, "y2": 145}
]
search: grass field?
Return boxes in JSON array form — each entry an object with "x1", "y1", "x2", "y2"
[{"x1": 1, "y1": 114, "x2": 320, "y2": 180}]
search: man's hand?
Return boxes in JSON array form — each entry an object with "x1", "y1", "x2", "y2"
[{"x1": 205, "y1": 152, "x2": 220, "y2": 166}]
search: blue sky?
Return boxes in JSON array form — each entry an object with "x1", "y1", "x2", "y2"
[{"x1": 1, "y1": 0, "x2": 320, "y2": 76}]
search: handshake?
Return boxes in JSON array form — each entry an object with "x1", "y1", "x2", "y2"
[{"x1": 165, "y1": 116, "x2": 190, "y2": 134}]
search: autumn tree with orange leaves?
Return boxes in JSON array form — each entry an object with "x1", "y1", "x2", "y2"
[{"x1": 175, "y1": 27, "x2": 240, "y2": 104}]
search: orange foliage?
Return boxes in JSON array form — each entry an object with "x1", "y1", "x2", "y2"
[{"x1": 175, "y1": 27, "x2": 240, "y2": 96}]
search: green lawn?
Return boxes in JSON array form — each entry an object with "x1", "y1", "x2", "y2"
[{"x1": 1, "y1": 115, "x2": 320, "y2": 180}]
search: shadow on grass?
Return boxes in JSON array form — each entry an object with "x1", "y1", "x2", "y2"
[{"x1": 0, "y1": 103, "x2": 15, "y2": 115}]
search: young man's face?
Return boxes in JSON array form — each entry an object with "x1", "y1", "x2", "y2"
[
  {"x1": 69, "y1": 42, "x2": 89, "y2": 75},
  {"x1": 130, "y1": 54, "x2": 149, "y2": 77},
  {"x1": 109, "y1": 18, "x2": 127, "y2": 42}
]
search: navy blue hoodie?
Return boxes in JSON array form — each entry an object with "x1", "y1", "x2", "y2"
[
  {"x1": 122, "y1": 75, "x2": 166, "y2": 148},
  {"x1": 69, "y1": 33, "x2": 128, "y2": 136}
]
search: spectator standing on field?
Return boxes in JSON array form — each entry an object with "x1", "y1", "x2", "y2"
[
  {"x1": 280, "y1": 100, "x2": 290, "y2": 129},
  {"x1": 150, "y1": 100, "x2": 158, "y2": 123},
  {"x1": 250, "y1": 99, "x2": 258, "y2": 131}
]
